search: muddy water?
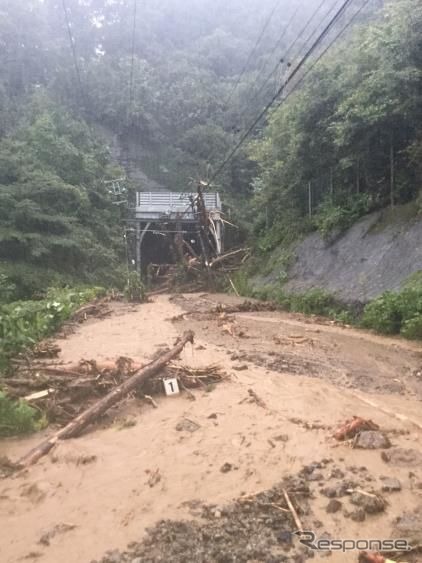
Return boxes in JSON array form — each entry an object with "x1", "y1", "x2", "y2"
[{"x1": 0, "y1": 295, "x2": 421, "y2": 563}]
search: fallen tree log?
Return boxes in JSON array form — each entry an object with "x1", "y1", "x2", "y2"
[{"x1": 18, "y1": 330, "x2": 195, "y2": 468}]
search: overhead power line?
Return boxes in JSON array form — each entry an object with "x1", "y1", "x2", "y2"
[
  {"x1": 225, "y1": 0, "x2": 281, "y2": 106},
  {"x1": 286, "y1": 0, "x2": 344, "y2": 72},
  {"x1": 244, "y1": 0, "x2": 331, "y2": 110},
  {"x1": 279, "y1": 0, "x2": 371, "y2": 105},
  {"x1": 208, "y1": 0, "x2": 357, "y2": 185},
  {"x1": 248, "y1": 3, "x2": 301, "y2": 91}
]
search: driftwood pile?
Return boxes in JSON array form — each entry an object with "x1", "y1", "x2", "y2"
[
  {"x1": 213, "y1": 300, "x2": 279, "y2": 314},
  {"x1": 16, "y1": 331, "x2": 196, "y2": 467},
  {"x1": 4, "y1": 351, "x2": 226, "y2": 424},
  {"x1": 70, "y1": 298, "x2": 114, "y2": 324},
  {"x1": 147, "y1": 248, "x2": 250, "y2": 295}
]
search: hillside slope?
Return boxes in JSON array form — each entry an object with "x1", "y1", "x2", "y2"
[{"x1": 252, "y1": 204, "x2": 422, "y2": 303}]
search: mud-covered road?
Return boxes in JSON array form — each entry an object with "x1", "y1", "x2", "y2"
[{"x1": 1, "y1": 294, "x2": 421, "y2": 563}]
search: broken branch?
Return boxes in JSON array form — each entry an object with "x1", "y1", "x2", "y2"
[
  {"x1": 18, "y1": 331, "x2": 194, "y2": 468},
  {"x1": 282, "y1": 488, "x2": 303, "y2": 532}
]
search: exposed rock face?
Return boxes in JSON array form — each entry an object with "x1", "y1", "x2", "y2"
[{"x1": 252, "y1": 205, "x2": 422, "y2": 303}]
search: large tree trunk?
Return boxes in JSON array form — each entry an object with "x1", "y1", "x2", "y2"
[{"x1": 18, "y1": 331, "x2": 194, "y2": 468}]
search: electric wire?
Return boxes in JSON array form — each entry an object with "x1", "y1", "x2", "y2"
[
  {"x1": 277, "y1": 0, "x2": 371, "y2": 106},
  {"x1": 285, "y1": 0, "x2": 344, "y2": 77},
  {"x1": 247, "y1": 4, "x2": 301, "y2": 93},
  {"x1": 225, "y1": 0, "x2": 281, "y2": 106},
  {"x1": 208, "y1": 0, "x2": 357, "y2": 185},
  {"x1": 242, "y1": 0, "x2": 331, "y2": 112}
]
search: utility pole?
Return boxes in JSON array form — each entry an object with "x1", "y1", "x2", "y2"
[
  {"x1": 390, "y1": 133, "x2": 395, "y2": 208},
  {"x1": 308, "y1": 181, "x2": 312, "y2": 218},
  {"x1": 356, "y1": 158, "x2": 360, "y2": 194}
]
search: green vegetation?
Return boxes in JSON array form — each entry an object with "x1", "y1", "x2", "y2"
[
  {"x1": 362, "y1": 283, "x2": 422, "y2": 338},
  {"x1": 0, "y1": 286, "x2": 104, "y2": 436},
  {"x1": 0, "y1": 0, "x2": 421, "y2": 436},
  {"x1": 0, "y1": 391, "x2": 46, "y2": 437},
  {"x1": 235, "y1": 276, "x2": 422, "y2": 340},
  {"x1": 251, "y1": 286, "x2": 357, "y2": 324},
  {"x1": 0, "y1": 286, "x2": 104, "y2": 369},
  {"x1": 312, "y1": 194, "x2": 372, "y2": 239},
  {"x1": 0, "y1": 96, "x2": 125, "y2": 298},
  {"x1": 250, "y1": 0, "x2": 422, "y2": 247},
  {"x1": 124, "y1": 272, "x2": 146, "y2": 303}
]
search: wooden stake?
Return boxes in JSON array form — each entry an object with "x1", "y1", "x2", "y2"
[
  {"x1": 228, "y1": 276, "x2": 239, "y2": 296},
  {"x1": 18, "y1": 331, "x2": 194, "y2": 468}
]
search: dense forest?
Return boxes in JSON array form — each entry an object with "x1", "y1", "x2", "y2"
[{"x1": 0, "y1": 0, "x2": 421, "y2": 296}]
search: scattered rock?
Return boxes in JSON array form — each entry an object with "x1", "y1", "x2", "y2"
[
  {"x1": 350, "y1": 491, "x2": 386, "y2": 514},
  {"x1": 220, "y1": 462, "x2": 233, "y2": 473},
  {"x1": 273, "y1": 434, "x2": 289, "y2": 442},
  {"x1": 308, "y1": 472, "x2": 324, "y2": 482},
  {"x1": 326, "y1": 499, "x2": 342, "y2": 514},
  {"x1": 321, "y1": 458, "x2": 333, "y2": 466},
  {"x1": 350, "y1": 508, "x2": 366, "y2": 522},
  {"x1": 233, "y1": 364, "x2": 248, "y2": 371},
  {"x1": 381, "y1": 447, "x2": 422, "y2": 466},
  {"x1": 393, "y1": 505, "x2": 422, "y2": 545},
  {"x1": 175, "y1": 419, "x2": 200, "y2": 433},
  {"x1": 302, "y1": 462, "x2": 323, "y2": 474},
  {"x1": 380, "y1": 477, "x2": 401, "y2": 492},
  {"x1": 276, "y1": 530, "x2": 293, "y2": 545},
  {"x1": 92, "y1": 475, "x2": 312, "y2": 563},
  {"x1": 321, "y1": 481, "x2": 356, "y2": 498},
  {"x1": 354, "y1": 431, "x2": 391, "y2": 449},
  {"x1": 328, "y1": 468, "x2": 345, "y2": 479},
  {"x1": 321, "y1": 486, "x2": 340, "y2": 499},
  {"x1": 207, "y1": 413, "x2": 218, "y2": 419}
]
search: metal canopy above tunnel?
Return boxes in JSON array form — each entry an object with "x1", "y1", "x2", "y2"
[
  {"x1": 133, "y1": 190, "x2": 224, "y2": 274},
  {"x1": 135, "y1": 191, "x2": 222, "y2": 222}
]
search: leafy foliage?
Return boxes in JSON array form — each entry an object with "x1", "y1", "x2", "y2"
[
  {"x1": 312, "y1": 194, "x2": 373, "y2": 238},
  {"x1": 0, "y1": 287, "x2": 104, "y2": 369},
  {"x1": 124, "y1": 272, "x2": 146, "y2": 303},
  {"x1": 362, "y1": 284, "x2": 422, "y2": 338},
  {"x1": 250, "y1": 0, "x2": 422, "y2": 244},
  {"x1": 0, "y1": 391, "x2": 45, "y2": 437},
  {"x1": 0, "y1": 95, "x2": 125, "y2": 296}
]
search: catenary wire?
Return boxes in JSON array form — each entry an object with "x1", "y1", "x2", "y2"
[{"x1": 207, "y1": 0, "x2": 357, "y2": 185}]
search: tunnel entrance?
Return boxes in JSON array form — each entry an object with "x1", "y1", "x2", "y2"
[{"x1": 132, "y1": 191, "x2": 224, "y2": 278}]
